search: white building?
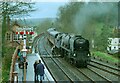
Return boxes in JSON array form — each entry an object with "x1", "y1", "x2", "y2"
[{"x1": 107, "y1": 38, "x2": 120, "y2": 54}]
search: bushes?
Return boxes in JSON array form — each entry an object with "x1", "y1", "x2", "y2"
[
  {"x1": 2, "y1": 46, "x2": 15, "y2": 82},
  {"x1": 112, "y1": 52, "x2": 120, "y2": 59}
]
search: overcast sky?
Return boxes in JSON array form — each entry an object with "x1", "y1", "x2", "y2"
[
  {"x1": 12, "y1": 0, "x2": 119, "y2": 19},
  {"x1": 29, "y1": 2, "x2": 68, "y2": 19},
  {"x1": 31, "y1": 0, "x2": 69, "y2": 2}
]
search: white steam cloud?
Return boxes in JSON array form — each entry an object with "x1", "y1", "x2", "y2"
[{"x1": 74, "y1": 3, "x2": 116, "y2": 33}]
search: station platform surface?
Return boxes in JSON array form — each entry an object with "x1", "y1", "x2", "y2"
[{"x1": 15, "y1": 52, "x2": 54, "y2": 82}]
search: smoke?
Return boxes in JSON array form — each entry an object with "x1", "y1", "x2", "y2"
[{"x1": 74, "y1": 2, "x2": 117, "y2": 33}]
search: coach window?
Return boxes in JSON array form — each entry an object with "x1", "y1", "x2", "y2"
[
  {"x1": 13, "y1": 33, "x2": 19, "y2": 41},
  {"x1": 7, "y1": 33, "x2": 11, "y2": 40},
  {"x1": 109, "y1": 47, "x2": 111, "y2": 51},
  {"x1": 18, "y1": 34, "x2": 20, "y2": 40},
  {"x1": 13, "y1": 34, "x2": 17, "y2": 40}
]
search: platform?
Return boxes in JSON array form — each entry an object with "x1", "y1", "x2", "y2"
[{"x1": 14, "y1": 52, "x2": 54, "y2": 82}]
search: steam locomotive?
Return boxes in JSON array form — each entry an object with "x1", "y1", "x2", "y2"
[{"x1": 46, "y1": 28, "x2": 91, "y2": 67}]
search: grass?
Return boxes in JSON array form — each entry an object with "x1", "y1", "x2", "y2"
[
  {"x1": 2, "y1": 46, "x2": 15, "y2": 82},
  {"x1": 92, "y1": 51, "x2": 119, "y2": 63},
  {"x1": 2, "y1": 69, "x2": 10, "y2": 82}
]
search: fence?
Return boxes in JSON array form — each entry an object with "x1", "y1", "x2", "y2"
[{"x1": 9, "y1": 46, "x2": 19, "y2": 83}]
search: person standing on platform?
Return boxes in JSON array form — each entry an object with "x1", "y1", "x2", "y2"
[
  {"x1": 22, "y1": 59, "x2": 28, "y2": 81},
  {"x1": 36, "y1": 60, "x2": 45, "y2": 82},
  {"x1": 24, "y1": 59, "x2": 28, "y2": 70},
  {"x1": 17, "y1": 49, "x2": 21, "y2": 61},
  {"x1": 34, "y1": 60, "x2": 39, "y2": 82}
]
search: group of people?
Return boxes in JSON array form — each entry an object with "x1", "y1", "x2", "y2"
[
  {"x1": 17, "y1": 49, "x2": 45, "y2": 82},
  {"x1": 17, "y1": 49, "x2": 28, "y2": 69},
  {"x1": 34, "y1": 60, "x2": 45, "y2": 82}
]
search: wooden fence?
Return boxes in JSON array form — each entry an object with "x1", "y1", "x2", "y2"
[{"x1": 9, "y1": 46, "x2": 19, "y2": 83}]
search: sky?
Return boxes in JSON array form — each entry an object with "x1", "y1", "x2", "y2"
[
  {"x1": 12, "y1": 0, "x2": 119, "y2": 19},
  {"x1": 31, "y1": 0, "x2": 69, "y2": 2},
  {"x1": 28, "y1": 2, "x2": 68, "y2": 19}
]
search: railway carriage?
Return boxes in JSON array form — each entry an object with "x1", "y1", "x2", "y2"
[{"x1": 47, "y1": 28, "x2": 61, "y2": 46}]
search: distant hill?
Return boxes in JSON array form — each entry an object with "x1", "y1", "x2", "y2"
[{"x1": 11, "y1": 18, "x2": 56, "y2": 27}]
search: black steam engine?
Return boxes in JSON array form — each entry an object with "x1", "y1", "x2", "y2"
[{"x1": 46, "y1": 28, "x2": 91, "y2": 67}]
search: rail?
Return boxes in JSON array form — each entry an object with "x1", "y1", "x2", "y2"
[
  {"x1": 91, "y1": 54, "x2": 118, "y2": 66},
  {"x1": 32, "y1": 33, "x2": 44, "y2": 53},
  {"x1": 9, "y1": 46, "x2": 19, "y2": 83}
]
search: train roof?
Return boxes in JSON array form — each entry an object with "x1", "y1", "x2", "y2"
[
  {"x1": 47, "y1": 28, "x2": 56, "y2": 32},
  {"x1": 47, "y1": 28, "x2": 61, "y2": 38}
]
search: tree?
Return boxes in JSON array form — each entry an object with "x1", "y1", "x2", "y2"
[
  {"x1": 95, "y1": 25, "x2": 113, "y2": 52},
  {"x1": 0, "y1": 2, "x2": 35, "y2": 81},
  {"x1": 1, "y1": 2, "x2": 35, "y2": 36},
  {"x1": 0, "y1": 2, "x2": 35, "y2": 57},
  {"x1": 57, "y1": 2, "x2": 117, "y2": 52},
  {"x1": 57, "y1": 2, "x2": 83, "y2": 33},
  {"x1": 36, "y1": 18, "x2": 53, "y2": 34}
]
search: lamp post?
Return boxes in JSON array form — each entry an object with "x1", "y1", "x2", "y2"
[
  {"x1": 21, "y1": 30, "x2": 27, "y2": 82},
  {"x1": 16, "y1": 27, "x2": 34, "y2": 82}
]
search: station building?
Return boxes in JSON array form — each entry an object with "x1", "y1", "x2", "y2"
[{"x1": 5, "y1": 21, "x2": 37, "y2": 48}]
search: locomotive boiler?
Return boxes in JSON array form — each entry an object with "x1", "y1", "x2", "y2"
[{"x1": 46, "y1": 28, "x2": 91, "y2": 67}]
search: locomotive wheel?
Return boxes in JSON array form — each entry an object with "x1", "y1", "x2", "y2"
[
  {"x1": 83, "y1": 62, "x2": 87, "y2": 67},
  {"x1": 51, "y1": 49, "x2": 55, "y2": 55},
  {"x1": 74, "y1": 60, "x2": 78, "y2": 67},
  {"x1": 65, "y1": 56, "x2": 69, "y2": 62},
  {"x1": 60, "y1": 49, "x2": 64, "y2": 58},
  {"x1": 60, "y1": 53, "x2": 64, "y2": 58},
  {"x1": 75, "y1": 61, "x2": 87, "y2": 68},
  {"x1": 69, "y1": 58, "x2": 74, "y2": 65},
  {"x1": 75, "y1": 61, "x2": 81, "y2": 68},
  {"x1": 70, "y1": 60, "x2": 73, "y2": 64},
  {"x1": 84, "y1": 64, "x2": 87, "y2": 67}
]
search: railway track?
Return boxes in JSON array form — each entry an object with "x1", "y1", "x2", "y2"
[
  {"x1": 91, "y1": 56, "x2": 119, "y2": 67},
  {"x1": 45, "y1": 36, "x2": 120, "y2": 82},
  {"x1": 33, "y1": 34, "x2": 119, "y2": 82},
  {"x1": 33, "y1": 33, "x2": 54, "y2": 82},
  {"x1": 90, "y1": 59, "x2": 120, "y2": 76},
  {"x1": 43, "y1": 36, "x2": 114, "y2": 82},
  {"x1": 38, "y1": 35, "x2": 73, "y2": 82},
  {"x1": 88, "y1": 59, "x2": 120, "y2": 81}
]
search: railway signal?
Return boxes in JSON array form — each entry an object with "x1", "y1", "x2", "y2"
[
  {"x1": 16, "y1": 27, "x2": 34, "y2": 81},
  {"x1": 16, "y1": 31, "x2": 34, "y2": 35}
]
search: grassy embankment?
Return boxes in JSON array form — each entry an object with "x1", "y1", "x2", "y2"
[
  {"x1": 90, "y1": 23, "x2": 119, "y2": 64},
  {"x1": 92, "y1": 51, "x2": 119, "y2": 63}
]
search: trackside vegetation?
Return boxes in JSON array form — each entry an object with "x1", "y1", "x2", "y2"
[
  {"x1": 92, "y1": 51, "x2": 119, "y2": 63},
  {"x1": 2, "y1": 47, "x2": 15, "y2": 82}
]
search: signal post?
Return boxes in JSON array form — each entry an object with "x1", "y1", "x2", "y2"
[{"x1": 16, "y1": 27, "x2": 34, "y2": 82}]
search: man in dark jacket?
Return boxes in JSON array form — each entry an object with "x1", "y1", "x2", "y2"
[
  {"x1": 34, "y1": 60, "x2": 39, "y2": 81},
  {"x1": 36, "y1": 60, "x2": 45, "y2": 82}
]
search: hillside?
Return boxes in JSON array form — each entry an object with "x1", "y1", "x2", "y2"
[{"x1": 11, "y1": 18, "x2": 56, "y2": 27}]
